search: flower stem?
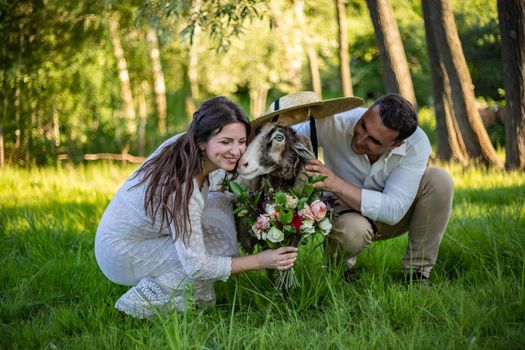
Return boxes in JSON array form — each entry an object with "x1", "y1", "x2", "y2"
[{"x1": 276, "y1": 267, "x2": 300, "y2": 290}]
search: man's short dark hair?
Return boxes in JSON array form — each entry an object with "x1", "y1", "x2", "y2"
[{"x1": 372, "y1": 94, "x2": 418, "y2": 142}]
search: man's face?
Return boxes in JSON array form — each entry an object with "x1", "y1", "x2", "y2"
[{"x1": 351, "y1": 105, "x2": 402, "y2": 157}]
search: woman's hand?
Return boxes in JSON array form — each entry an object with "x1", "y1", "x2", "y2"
[{"x1": 256, "y1": 246, "x2": 298, "y2": 271}]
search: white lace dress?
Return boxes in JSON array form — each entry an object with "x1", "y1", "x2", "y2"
[{"x1": 94, "y1": 136, "x2": 238, "y2": 317}]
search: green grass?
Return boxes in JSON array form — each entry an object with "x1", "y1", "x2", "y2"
[{"x1": 1, "y1": 162, "x2": 525, "y2": 349}]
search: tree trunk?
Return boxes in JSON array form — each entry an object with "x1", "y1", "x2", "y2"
[
  {"x1": 497, "y1": 0, "x2": 525, "y2": 170},
  {"x1": 366, "y1": 0, "x2": 416, "y2": 106},
  {"x1": 0, "y1": 123, "x2": 4, "y2": 168},
  {"x1": 188, "y1": 39, "x2": 199, "y2": 103},
  {"x1": 305, "y1": 39, "x2": 322, "y2": 98},
  {"x1": 428, "y1": 0, "x2": 502, "y2": 167},
  {"x1": 49, "y1": 106, "x2": 60, "y2": 160},
  {"x1": 185, "y1": 0, "x2": 202, "y2": 119},
  {"x1": 138, "y1": 81, "x2": 148, "y2": 157},
  {"x1": 249, "y1": 86, "x2": 268, "y2": 118},
  {"x1": 1, "y1": 85, "x2": 7, "y2": 167},
  {"x1": 52, "y1": 107, "x2": 60, "y2": 147},
  {"x1": 15, "y1": 86, "x2": 21, "y2": 148},
  {"x1": 335, "y1": 0, "x2": 353, "y2": 96},
  {"x1": 147, "y1": 26, "x2": 167, "y2": 136},
  {"x1": 293, "y1": 0, "x2": 322, "y2": 97},
  {"x1": 27, "y1": 105, "x2": 35, "y2": 166},
  {"x1": 185, "y1": 30, "x2": 200, "y2": 118},
  {"x1": 109, "y1": 15, "x2": 136, "y2": 138},
  {"x1": 422, "y1": 0, "x2": 468, "y2": 164}
]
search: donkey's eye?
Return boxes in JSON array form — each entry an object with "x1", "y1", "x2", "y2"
[{"x1": 273, "y1": 134, "x2": 285, "y2": 142}]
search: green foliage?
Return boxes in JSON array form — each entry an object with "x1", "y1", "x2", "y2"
[
  {"x1": 0, "y1": 0, "x2": 506, "y2": 165},
  {"x1": 138, "y1": 0, "x2": 267, "y2": 52},
  {"x1": 418, "y1": 107, "x2": 437, "y2": 150},
  {"x1": 1, "y1": 163, "x2": 525, "y2": 348},
  {"x1": 454, "y1": 0, "x2": 502, "y2": 100}
]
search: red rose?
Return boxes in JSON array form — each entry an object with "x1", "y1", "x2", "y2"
[{"x1": 290, "y1": 213, "x2": 303, "y2": 231}]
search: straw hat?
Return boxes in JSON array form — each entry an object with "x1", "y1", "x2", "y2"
[{"x1": 252, "y1": 91, "x2": 363, "y2": 128}]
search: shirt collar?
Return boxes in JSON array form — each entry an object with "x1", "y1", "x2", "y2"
[{"x1": 390, "y1": 142, "x2": 406, "y2": 156}]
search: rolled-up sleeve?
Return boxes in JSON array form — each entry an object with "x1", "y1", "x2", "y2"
[
  {"x1": 173, "y1": 190, "x2": 232, "y2": 282},
  {"x1": 361, "y1": 140, "x2": 430, "y2": 225}
]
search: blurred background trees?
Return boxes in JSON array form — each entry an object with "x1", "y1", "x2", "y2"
[{"x1": 1, "y1": 0, "x2": 523, "y2": 169}]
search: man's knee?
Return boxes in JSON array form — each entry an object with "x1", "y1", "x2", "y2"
[
  {"x1": 422, "y1": 167, "x2": 454, "y2": 204},
  {"x1": 331, "y1": 212, "x2": 375, "y2": 256}
]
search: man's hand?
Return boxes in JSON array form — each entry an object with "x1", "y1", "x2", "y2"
[
  {"x1": 305, "y1": 159, "x2": 363, "y2": 212},
  {"x1": 304, "y1": 159, "x2": 340, "y2": 192}
]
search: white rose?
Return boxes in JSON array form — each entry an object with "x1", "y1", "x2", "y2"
[
  {"x1": 266, "y1": 226, "x2": 285, "y2": 243},
  {"x1": 300, "y1": 221, "x2": 316, "y2": 236},
  {"x1": 318, "y1": 218, "x2": 332, "y2": 236},
  {"x1": 285, "y1": 194, "x2": 298, "y2": 209},
  {"x1": 265, "y1": 203, "x2": 276, "y2": 215}
]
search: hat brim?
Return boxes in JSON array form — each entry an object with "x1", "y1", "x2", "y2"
[{"x1": 251, "y1": 96, "x2": 364, "y2": 129}]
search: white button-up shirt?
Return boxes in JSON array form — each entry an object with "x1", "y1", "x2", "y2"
[{"x1": 294, "y1": 107, "x2": 431, "y2": 225}]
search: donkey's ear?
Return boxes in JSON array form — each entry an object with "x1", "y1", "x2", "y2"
[{"x1": 293, "y1": 136, "x2": 316, "y2": 160}]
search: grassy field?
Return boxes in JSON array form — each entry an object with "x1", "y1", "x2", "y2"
[{"x1": 1, "y1": 161, "x2": 524, "y2": 349}]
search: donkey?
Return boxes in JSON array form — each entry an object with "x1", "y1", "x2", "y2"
[{"x1": 237, "y1": 123, "x2": 316, "y2": 191}]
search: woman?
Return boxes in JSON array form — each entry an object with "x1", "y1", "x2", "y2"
[{"x1": 95, "y1": 96, "x2": 297, "y2": 319}]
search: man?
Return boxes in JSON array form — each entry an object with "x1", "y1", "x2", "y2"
[{"x1": 254, "y1": 91, "x2": 454, "y2": 286}]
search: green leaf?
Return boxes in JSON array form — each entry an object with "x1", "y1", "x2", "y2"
[
  {"x1": 267, "y1": 241, "x2": 278, "y2": 249},
  {"x1": 251, "y1": 191, "x2": 261, "y2": 208},
  {"x1": 279, "y1": 209, "x2": 293, "y2": 224},
  {"x1": 283, "y1": 224, "x2": 295, "y2": 233},
  {"x1": 275, "y1": 191, "x2": 286, "y2": 206},
  {"x1": 303, "y1": 183, "x2": 313, "y2": 199},
  {"x1": 228, "y1": 180, "x2": 245, "y2": 197},
  {"x1": 297, "y1": 198, "x2": 307, "y2": 210},
  {"x1": 309, "y1": 174, "x2": 327, "y2": 184},
  {"x1": 233, "y1": 207, "x2": 248, "y2": 216}
]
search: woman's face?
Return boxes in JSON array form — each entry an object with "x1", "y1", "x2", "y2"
[{"x1": 202, "y1": 122, "x2": 248, "y2": 172}]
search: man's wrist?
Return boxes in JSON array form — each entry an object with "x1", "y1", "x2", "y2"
[{"x1": 329, "y1": 176, "x2": 343, "y2": 195}]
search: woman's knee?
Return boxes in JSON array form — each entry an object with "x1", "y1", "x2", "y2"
[{"x1": 202, "y1": 193, "x2": 238, "y2": 256}]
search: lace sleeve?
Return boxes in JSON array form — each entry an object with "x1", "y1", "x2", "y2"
[{"x1": 173, "y1": 186, "x2": 232, "y2": 282}]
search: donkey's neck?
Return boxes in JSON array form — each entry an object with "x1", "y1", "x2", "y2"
[{"x1": 266, "y1": 176, "x2": 296, "y2": 190}]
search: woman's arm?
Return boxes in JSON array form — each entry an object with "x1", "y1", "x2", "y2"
[{"x1": 231, "y1": 246, "x2": 298, "y2": 274}]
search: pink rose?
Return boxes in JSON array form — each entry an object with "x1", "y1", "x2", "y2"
[
  {"x1": 299, "y1": 204, "x2": 315, "y2": 223},
  {"x1": 309, "y1": 200, "x2": 327, "y2": 221},
  {"x1": 251, "y1": 214, "x2": 271, "y2": 239}
]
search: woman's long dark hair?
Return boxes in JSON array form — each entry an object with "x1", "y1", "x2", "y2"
[{"x1": 135, "y1": 96, "x2": 250, "y2": 244}]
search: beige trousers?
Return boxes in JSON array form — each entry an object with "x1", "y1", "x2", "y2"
[{"x1": 330, "y1": 167, "x2": 454, "y2": 278}]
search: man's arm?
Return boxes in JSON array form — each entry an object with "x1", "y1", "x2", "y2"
[
  {"x1": 305, "y1": 153, "x2": 428, "y2": 225},
  {"x1": 304, "y1": 159, "x2": 362, "y2": 211}
]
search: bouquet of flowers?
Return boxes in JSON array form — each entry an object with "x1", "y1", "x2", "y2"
[{"x1": 225, "y1": 175, "x2": 337, "y2": 290}]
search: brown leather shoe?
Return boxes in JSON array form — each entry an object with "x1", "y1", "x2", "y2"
[
  {"x1": 343, "y1": 267, "x2": 359, "y2": 283},
  {"x1": 404, "y1": 272, "x2": 432, "y2": 290}
]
